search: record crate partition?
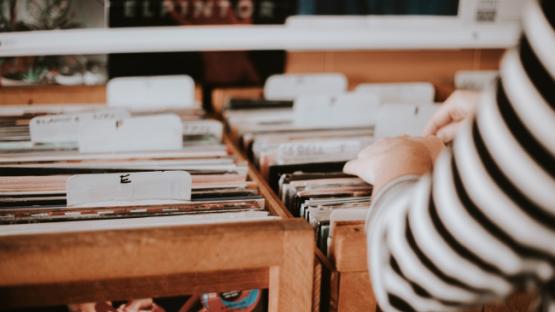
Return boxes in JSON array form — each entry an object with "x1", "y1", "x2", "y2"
[
  {"x1": 211, "y1": 48, "x2": 537, "y2": 312},
  {"x1": 0, "y1": 91, "x2": 315, "y2": 312}
]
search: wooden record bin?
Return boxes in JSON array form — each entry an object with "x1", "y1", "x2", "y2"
[
  {"x1": 0, "y1": 91, "x2": 315, "y2": 311},
  {"x1": 329, "y1": 221, "x2": 538, "y2": 312},
  {"x1": 211, "y1": 49, "x2": 539, "y2": 312}
]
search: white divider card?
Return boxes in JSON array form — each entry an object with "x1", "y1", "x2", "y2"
[
  {"x1": 374, "y1": 103, "x2": 439, "y2": 138},
  {"x1": 354, "y1": 82, "x2": 435, "y2": 105},
  {"x1": 276, "y1": 139, "x2": 368, "y2": 165},
  {"x1": 182, "y1": 119, "x2": 223, "y2": 141},
  {"x1": 29, "y1": 109, "x2": 130, "y2": 144},
  {"x1": 66, "y1": 171, "x2": 192, "y2": 208},
  {"x1": 455, "y1": 70, "x2": 498, "y2": 91},
  {"x1": 264, "y1": 73, "x2": 348, "y2": 101},
  {"x1": 78, "y1": 114, "x2": 183, "y2": 153},
  {"x1": 107, "y1": 75, "x2": 196, "y2": 110},
  {"x1": 293, "y1": 93, "x2": 380, "y2": 128}
]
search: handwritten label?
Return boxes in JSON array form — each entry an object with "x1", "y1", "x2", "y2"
[
  {"x1": 374, "y1": 104, "x2": 439, "y2": 138},
  {"x1": 355, "y1": 82, "x2": 435, "y2": 105},
  {"x1": 294, "y1": 93, "x2": 379, "y2": 128},
  {"x1": 66, "y1": 171, "x2": 192, "y2": 207},
  {"x1": 29, "y1": 109, "x2": 130, "y2": 144},
  {"x1": 78, "y1": 114, "x2": 183, "y2": 153},
  {"x1": 455, "y1": 70, "x2": 498, "y2": 91},
  {"x1": 182, "y1": 120, "x2": 223, "y2": 141},
  {"x1": 264, "y1": 73, "x2": 347, "y2": 101},
  {"x1": 107, "y1": 75, "x2": 196, "y2": 110},
  {"x1": 276, "y1": 139, "x2": 365, "y2": 164}
]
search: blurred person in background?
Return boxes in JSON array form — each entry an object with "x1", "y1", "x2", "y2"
[{"x1": 344, "y1": 0, "x2": 555, "y2": 310}]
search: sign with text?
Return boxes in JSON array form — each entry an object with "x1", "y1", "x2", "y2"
[
  {"x1": 78, "y1": 114, "x2": 183, "y2": 153},
  {"x1": 66, "y1": 171, "x2": 192, "y2": 207},
  {"x1": 29, "y1": 109, "x2": 129, "y2": 144}
]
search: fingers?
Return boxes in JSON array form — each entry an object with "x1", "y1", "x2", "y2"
[
  {"x1": 423, "y1": 102, "x2": 456, "y2": 136},
  {"x1": 423, "y1": 102, "x2": 466, "y2": 136},
  {"x1": 422, "y1": 90, "x2": 479, "y2": 136},
  {"x1": 436, "y1": 121, "x2": 463, "y2": 143}
]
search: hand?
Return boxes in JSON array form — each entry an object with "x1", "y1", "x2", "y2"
[
  {"x1": 423, "y1": 90, "x2": 480, "y2": 143},
  {"x1": 344, "y1": 136, "x2": 444, "y2": 192}
]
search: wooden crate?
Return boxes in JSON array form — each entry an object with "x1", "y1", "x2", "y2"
[
  {"x1": 329, "y1": 221, "x2": 537, "y2": 312},
  {"x1": 226, "y1": 135, "x2": 329, "y2": 312},
  {"x1": 0, "y1": 90, "x2": 315, "y2": 311},
  {"x1": 0, "y1": 219, "x2": 314, "y2": 311},
  {"x1": 329, "y1": 221, "x2": 376, "y2": 312}
]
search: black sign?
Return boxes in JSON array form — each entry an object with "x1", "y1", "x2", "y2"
[{"x1": 108, "y1": 0, "x2": 297, "y2": 101}]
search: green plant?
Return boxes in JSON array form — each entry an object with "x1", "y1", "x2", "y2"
[
  {"x1": 26, "y1": 0, "x2": 80, "y2": 30},
  {"x1": 0, "y1": 0, "x2": 84, "y2": 85}
]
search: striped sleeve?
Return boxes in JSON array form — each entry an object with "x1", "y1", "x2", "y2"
[{"x1": 366, "y1": 1, "x2": 555, "y2": 311}]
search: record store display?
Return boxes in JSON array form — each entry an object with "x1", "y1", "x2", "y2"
[
  {"x1": 0, "y1": 103, "x2": 279, "y2": 227},
  {"x1": 0, "y1": 76, "x2": 279, "y2": 311},
  {"x1": 219, "y1": 73, "x2": 438, "y2": 255},
  {"x1": 0, "y1": 0, "x2": 533, "y2": 308}
]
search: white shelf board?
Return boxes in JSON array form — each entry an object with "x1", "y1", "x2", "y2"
[{"x1": 0, "y1": 23, "x2": 519, "y2": 57}]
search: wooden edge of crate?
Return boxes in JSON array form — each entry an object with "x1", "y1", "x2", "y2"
[
  {"x1": 330, "y1": 221, "x2": 367, "y2": 273},
  {"x1": 0, "y1": 219, "x2": 314, "y2": 311},
  {"x1": 0, "y1": 85, "x2": 106, "y2": 105},
  {"x1": 0, "y1": 85, "x2": 204, "y2": 105},
  {"x1": 328, "y1": 222, "x2": 538, "y2": 312},
  {"x1": 223, "y1": 135, "x2": 289, "y2": 219},
  {"x1": 224, "y1": 134, "x2": 331, "y2": 312},
  {"x1": 224, "y1": 135, "x2": 335, "y2": 270}
]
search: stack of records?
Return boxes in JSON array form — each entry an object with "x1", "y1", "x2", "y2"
[
  {"x1": 219, "y1": 74, "x2": 378, "y2": 254},
  {"x1": 223, "y1": 75, "x2": 376, "y2": 192},
  {"x1": 0, "y1": 104, "x2": 278, "y2": 229},
  {"x1": 279, "y1": 172, "x2": 372, "y2": 253},
  {"x1": 220, "y1": 74, "x2": 438, "y2": 255}
]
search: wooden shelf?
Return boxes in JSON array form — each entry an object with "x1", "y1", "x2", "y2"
[
  {"x1": 0, "y1": 85, "x2": 204, "y2": 106},
  {"x1": 0, "y1": 22, "x2": 518, "y2": 57},
  {"x1": 0, "y1": 219, "x2": 314, "y2": 311}
]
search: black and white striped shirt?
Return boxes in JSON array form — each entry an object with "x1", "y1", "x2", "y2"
[{"x1": 366, "y1": 1, "x2": 554, "y2": 311}]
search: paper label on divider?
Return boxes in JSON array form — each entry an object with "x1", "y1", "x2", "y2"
[
  {"x1": 294, "y1": 93, "x2": 379, "y2": 128},
  {"x1": 107, "y1": 75, "x2": 196, "y2": 110},
  {"x1": 78, "y1": 114, "x2": 183, "y2": 153},
  {"x1": 264, "y1": 73, "x2": 347, "y2": 101},
  {"x1": 374, "y1": 104, "x2": 439, "y2": 138},
  {"x1": 276, "y1": 139, "x2": 365, "y2": 164},
  {"x1": 354, "y1": 82, "x2": 435, "y2": 105},
  {"x1": 182, "y1": 120, "x2": 223, "y2": 140},
  {"x1": 455, "y1": 70, "x2": 498, "y2": 91},
  {"x1": 29, "y1": 109, "x2": 130, "y2": 144},
  {"x1": 66, "y1": 171, "x2": 192, "y2": 207}
]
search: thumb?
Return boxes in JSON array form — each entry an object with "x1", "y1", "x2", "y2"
[{"x1": 343, "y1": 159, "x2": 376, "y2": 185}]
